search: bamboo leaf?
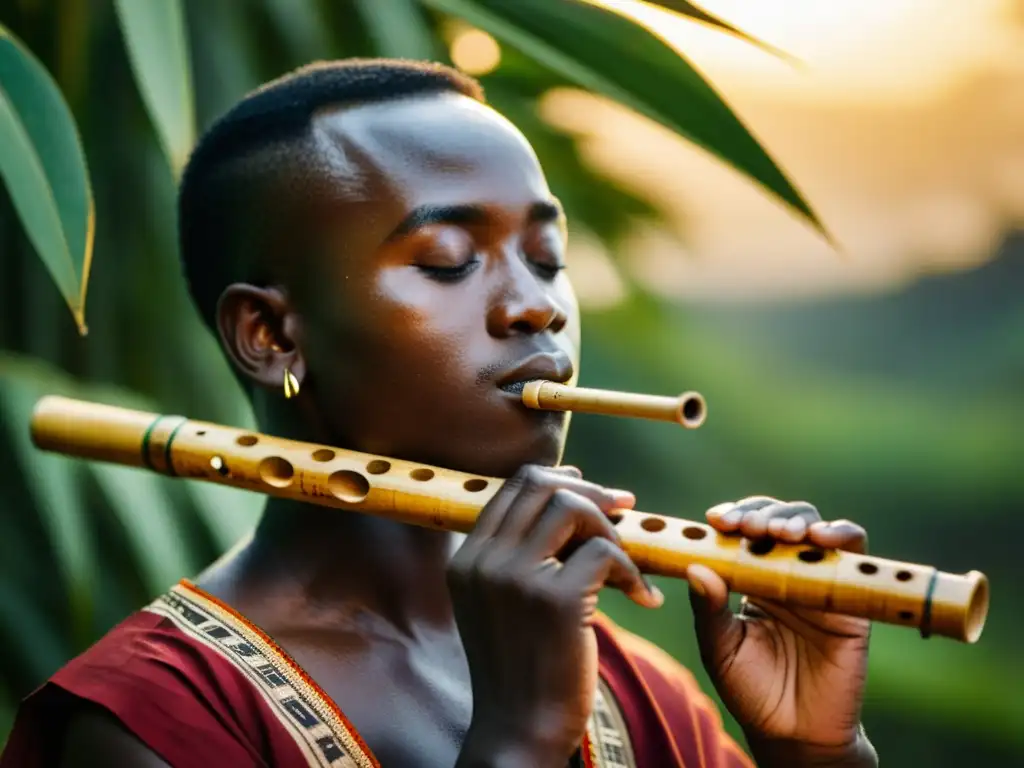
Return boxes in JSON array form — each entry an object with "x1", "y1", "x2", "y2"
[
  {"x1": 87, "y1": 463, "x2": 199, "y2": 595},
  {"x1": 418, "y1": 0, "x2": 829, "y2": 240},
  {"x1": 261, "y1": 0, "x2": 333, "y2": 61},
  {"x1": 354, "y1": 0, "x2": 440, "y2": 60},
  {"x1": 113, "y1": 0, "x2": 195, "y2": 177},
  {"x1": 0, "y1": 582, "x2": 72, "y2": 683},
  {"x1": 183, "y1": 481, "x2": 261, "y2": 553},
  {"x1": 644, "y1": 0, "x2": 800, "y2": 64},
  {"x1": 0, "y1": 359, "x2": 97, "y2": 645},
  {"x1": 0, "y1": 25, "x2": 93, "y2": 335}
]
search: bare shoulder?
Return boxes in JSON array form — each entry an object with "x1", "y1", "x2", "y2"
[{"x1": 59, "y1": 705, "x2": 171, "y2": 768}]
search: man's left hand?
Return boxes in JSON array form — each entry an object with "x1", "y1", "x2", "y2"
[{"x1": 687, "y1": 496, "x2": 878, "y2": 767}]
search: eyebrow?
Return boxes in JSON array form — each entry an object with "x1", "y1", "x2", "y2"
[{"x1": 385, "y1": 199, "x2": 564, "y2": 242}]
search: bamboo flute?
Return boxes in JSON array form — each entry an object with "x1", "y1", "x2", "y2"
[{"x1": 29, "y1": 394, "x2": 988, "y2": 644}]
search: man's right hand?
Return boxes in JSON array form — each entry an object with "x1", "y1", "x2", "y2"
[{"x1": 447, "y1": 464, "x2": 663, "y2": 768}]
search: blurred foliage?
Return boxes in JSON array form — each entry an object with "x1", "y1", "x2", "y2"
[{"x1": 0, "y1": 1, "x2": 1019, "y2": 766}]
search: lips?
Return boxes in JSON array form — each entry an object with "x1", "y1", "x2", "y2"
[{"x1": 496, "y1": 352, "x2": 574, "y2": 394}]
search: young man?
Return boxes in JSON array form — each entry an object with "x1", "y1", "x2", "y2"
[{"x1": 1, "y1": 59, "x2": 878, "y2": 767}]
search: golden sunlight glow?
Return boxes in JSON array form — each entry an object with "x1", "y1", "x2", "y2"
[
  {"x1": 544, "y1": 1, "x2": 1024, "y2": 300},
  {"x1": 450, "y1": 28, "x2": 501, "y2": 76},
  {"x1": 588, "y1": 0, "x2": 1024, "y2": 104},
  {"x1": 566, "y1": 229, "x2": 629, "y2": 309}
]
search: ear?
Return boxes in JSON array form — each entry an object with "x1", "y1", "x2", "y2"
[{"x1": 216, "y1": 283, "x2": 306, "y2": 395}]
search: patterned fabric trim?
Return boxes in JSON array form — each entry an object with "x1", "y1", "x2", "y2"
[
  {"x1": 588, "y1": 678, "x2": 637, "y2": 768},
  {"x1": 145, "y1": 582, "x2": 378, "y2": 768},
  {"x1": 145, "y1": 581, "x2": 635, "y2": 768}
]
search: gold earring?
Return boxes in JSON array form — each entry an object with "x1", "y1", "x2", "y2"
[{"x1": 283, "y1": 367, "x2": 300, "y2": 399}]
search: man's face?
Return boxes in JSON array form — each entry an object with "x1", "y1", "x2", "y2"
[{"x1": 282, "y1": 92, "x2": 581, "y2": 478}]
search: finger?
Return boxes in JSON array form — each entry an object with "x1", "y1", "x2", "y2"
[
  {"x1": 705, "y1": 496, "x2": 777, "y2": 532},
  {"x1": 687, "y1": 564, "x2": 743, "y2": 668},
  {"x1": 766, "y1": 514, "x2": 815, "y2": 543},
  {"x1": 470, "y1": 465, "x2": 632, "y2": 542},
  {"x1": 558, "y1": 537, "x2": 663, "y2": 609},
  {"x1": 498, "y1": 473, "x2": 634, "y2": 540},
  {"x1": 550, "y1": 465, "x2": 583, "y2": 477},
  {"x1": 739, "y1": 501, "x2": 819, "y2": 540},
  {"x1": 520, "y1": 489, "x2": 621, "y2": 562},
  {"x1": 469, "y1": 465, "x2": 541, "y2": 540},
  {"x1": 495, "y1": 469, "x2": 634, "y2": 540},
  {"x1": 686, "y1": 563, "x2": 730, "y2": 613},
  {"x1": 807, "y1": 520, "x2": 869, "y2": 554}
]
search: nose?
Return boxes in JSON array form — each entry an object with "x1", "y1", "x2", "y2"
[{"x1": 486, "y1": 256, "x2": 568, "y2": 338}]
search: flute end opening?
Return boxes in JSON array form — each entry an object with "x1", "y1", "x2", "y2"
[
  {"x1": 676, "y1": 393, "x2": 706, "y2": 429},
  {"x1": 963, "y1": 570, "x2": 989, "y2": 644}
]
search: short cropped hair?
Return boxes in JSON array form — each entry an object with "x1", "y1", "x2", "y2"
[{"x1": 177, "y1": 58, "x2": 485, "y2": 333}]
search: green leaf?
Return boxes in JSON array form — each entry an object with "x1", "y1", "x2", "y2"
[
  {"x1": 0, "y1": 25, "x2": 93, "y2": 335},
  {"x1": 0, "y1": 581, "x2": 72, "y2": 683},
  {"x1": 88, "y1": 463, "x2": 199, "y2": 595},
  {"x1": 0, "y1": 359, "x2": 97, "y2": 646},
  {"x1": 354, "y1": 0, "x2": 440, "y2": 60},
  {"x1": 113, "y1": 0, "x2": 196, "y2": 177},
  {"x1": 183, "y1": 481, "x2": 261, "y2": 553},
  {"x1": 644, "y1": 0, "x2": 800, "y2": 64},
  {"x1": 261, "y1": 0, "x2": 333, "y2": 61},
  {"x1": 418, "y1": 0, "x2": 829, "y2": 240}
]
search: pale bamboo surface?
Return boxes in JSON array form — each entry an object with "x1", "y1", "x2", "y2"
[
  {"x1": 30, "y1": 395, "x2": 988, "y2": 643},
  {"x1": 522, "y1": 382, "x2": 706, "y2": 429}
]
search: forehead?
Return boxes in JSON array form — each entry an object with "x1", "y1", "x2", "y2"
[{"x1": 307, "y1": 92, "x2": 551, "y2": 215}]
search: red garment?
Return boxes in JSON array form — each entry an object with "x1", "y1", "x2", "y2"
[{"x1": 0, "y1": 582, "x2": 753, "y2": 767}]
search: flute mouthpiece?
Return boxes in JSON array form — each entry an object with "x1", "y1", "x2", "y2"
[{"x1": 522, "y1": 382, "x2": 707, "y2": 429}]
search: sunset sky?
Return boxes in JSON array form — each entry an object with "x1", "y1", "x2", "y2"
[{"x1": 544, "y1": 0, "x2": 1024, "y2": 304}]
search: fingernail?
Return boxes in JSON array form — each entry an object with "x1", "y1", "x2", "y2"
[
  {"x1": 723, "y1": 510, "x2": 742, "y2": 525},
  {"x1": 644, "y1": 582, "x2": 664, "y2": 607},
  {"x1": 707, "y1": 504, "x2": 728, "y2": 518}
]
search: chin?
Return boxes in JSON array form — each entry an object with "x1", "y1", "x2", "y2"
[{"x1": 471, "y1": 415, "x2": 569, "y2": 479}]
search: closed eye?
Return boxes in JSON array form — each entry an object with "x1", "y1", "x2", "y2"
[{"x1": 418, "y1": 258, "x2": 481, "y2": 283}]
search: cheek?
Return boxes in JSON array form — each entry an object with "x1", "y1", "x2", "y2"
[{"x1": 317, "y1": 271, "x2": 484, "y2": 381}]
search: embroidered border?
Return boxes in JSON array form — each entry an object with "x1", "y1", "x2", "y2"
[
  {"x1": 145, "y1": 581, "x2": 635, "y2": 768},
  {"x1": 588, "y1": 679, "x2": 637, "y2": 768},
  {"x1": 144, "y1": 583, "x2": 377, "y2": 768}
]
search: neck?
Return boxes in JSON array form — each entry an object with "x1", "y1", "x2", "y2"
[
  {"x1": 198, "y1": 395, "x2": 462, "y2": 636},
  {"x1": 247, "y1": 497, "x2": 462, "y2": 631}
]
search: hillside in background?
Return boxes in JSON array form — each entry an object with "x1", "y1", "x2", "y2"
[{"x1": 687, "y1": 230, "x2": 1024, "y2": 396}]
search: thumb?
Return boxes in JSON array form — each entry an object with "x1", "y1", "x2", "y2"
[{"x1": 686, "y1": 564, "x2": 744, "y2": 670}]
